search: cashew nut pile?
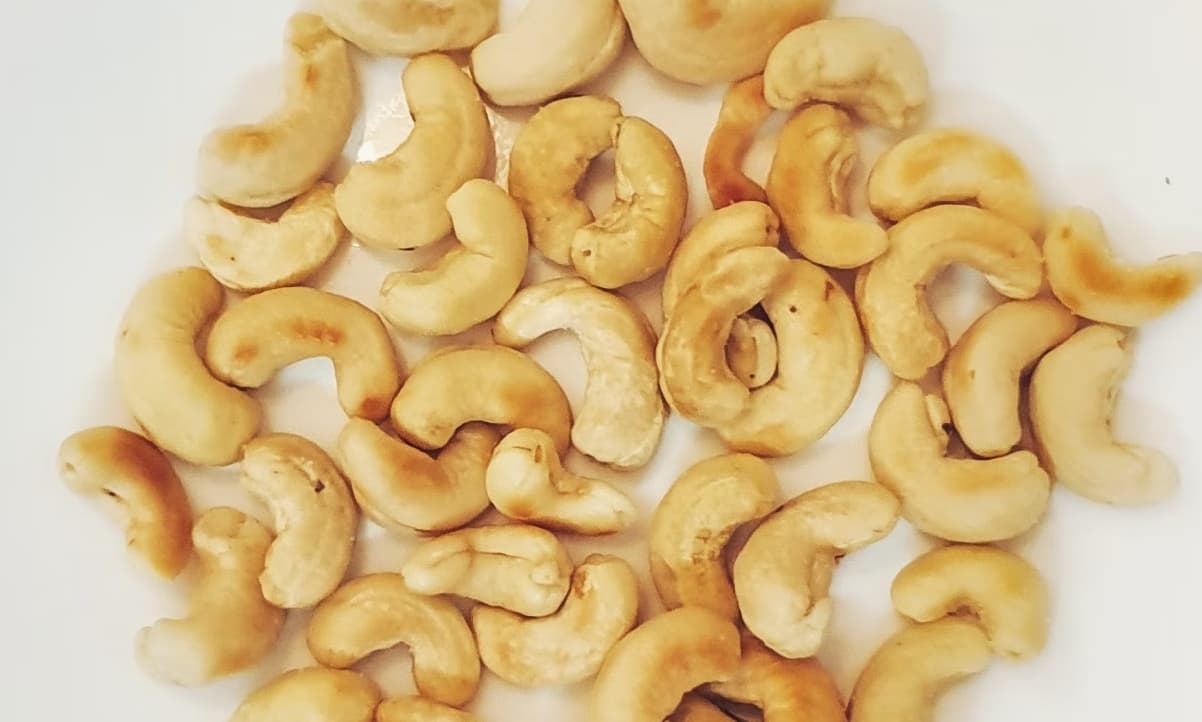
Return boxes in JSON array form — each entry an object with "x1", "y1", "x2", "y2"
[{"x1": 58, "y1": 3, "x2": 1199, "y2": 722}]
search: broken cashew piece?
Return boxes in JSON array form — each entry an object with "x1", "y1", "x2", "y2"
[
  {"x1": 231, "y1": 667, "x2": 381, "y2": 722},
  {"x1": 726, "y1": 316, "x2": 778, "y2": 389},
  {"x1": 307, "y1": 573, "x2": 480, "y2": 707},
  {"x1": 704, "y1": 75, "x2": 772, "y2": 208},
  {"x1": 472, "y1": 553, "x2": 638, "y2": 686},
  {"x1": 670, "y1": 696, "x2": 735, "y2": 722},
  {"x1": 316, "y1": 0, "x2": 498, "y2": 56},
  {"x1": 377, "y1": 697, "x2": 480, "y2": 722},
  {"x1": 708, "y1": 634, "x2": 847, "y2": 722}
]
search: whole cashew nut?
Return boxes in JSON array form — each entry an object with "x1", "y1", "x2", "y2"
[
  {"x1": 377, "y1": 697, "x2": 480, "y2": 722},
  {"x1": 230, "y1": 667, "x2": 381, "y2": 722},
  {"x1": 316, "y1": 0, "x2": 498, "y2": 56},
  {"x1": 704, "y1": 75, "x2": 772, "y2": 209},
  {"x1": 707, "y1": 634, "x2": 847, "y2": 722}
]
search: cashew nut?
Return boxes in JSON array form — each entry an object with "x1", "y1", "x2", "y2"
[
  {"x1": 707, "y1": 634, "x2": 846, "y2": 722},
  {"x1": 1044, "y1": 207, "x2": 1202, "y2": 326},
  {"x1": 198, "y1": 14, "x2": 355, "y2": 208},
  {"x1": 135, "y1": 507, "x2": 284, "y2": 686},
  {"x1": 726, "y1": 316, "x2": 778, "y2": 389},
  {"x1": 670, "y1": 696, "x2": 734, "y2": 722},
  {"x1": 205, "y1": 286, "x2": 401, "y2": 420},
  {"x1": 1030, "y1": 324, "x2": 1178, "y2": 505},
  {"x1": 307, "y1": 573, "x2": 480, "y2": 707},
  {"x1": 493, "y1": 277, "x2": 664, "y2": 468},
  {"x1": 856, "y1": 205, "x2": 1045, "y2": 380},
  {"x1": 58, "y1": 426, "x2": 192, "y2": 579},
  {"x1": 316, "y1": 0, "x2": 498, "y2": 56},
  {"x1": 763, "y1": 17, "x2": 928, "y2": 129},
  {"x1": 241, "y1": 434, "x2": 358, "y2": 608},
  {"x1": 472, "y1": 553, "x2": 638, "y2": 686},
  {"x1": 649, "y1": 453, "x2": 778, "y2": 620},
  {"x1": 115, "y1": 267, "x2": 260, "y2": 466},
  {"x1": 942, "y1": 299, "x2": 1078, "y2": 458},
  {"x1": 230, "y1": 667, "x2": 381, "y2": 722},
  {"x1": 869, "y1": 382, "x2": 1051, "y2": 542},
  {"x1": 377, "y1": 697, "x2": 479, "y2": 722},
  {"x1": 401, "y1": 523, "x2": 572, "y2": 616},
  {"x1": 733, "y1": 481, "x2": 900, "y2": 659},
  {"x1": 704, "y1": 75, "x2": 772, "y2": 209},
  {"x1": 335, "y1": 53, "x2": 488, "y2": 250}
]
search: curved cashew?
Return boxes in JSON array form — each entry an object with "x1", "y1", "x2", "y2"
[
  {"x1": 335, "y1": 53, "x2": 488, "y2": 250},
  {"x1": 856, "y1": 205, "x2": 1044, "y2": 380},
  {"x1": 185, "y1": 182, "x2": 343, "y2": 293},
  {"x1": 377, "y1": 697, "x2": 480, "y2": 722},
  {"x1": 379, "y1": 179, "x2": 529, "y2": 336},
  {"x1": 766, "y1": 103, "x2": 887, "y2": 268},
  {"x1": 733, "y1": 481, "x2": 900, "y2": 658},
  {"x1": 869, "y1": 382, "x2": 1051, "y2": 542},
  {"x1": 649, "y1": 453, "x2": 778, "y2": 619},
  {"x1": 670, "y1": 696, "x2": 734, "y2": 722},
  {"x1": 588, "y1": 606, "x2": 741, "y2": 722},
  {"x1": 763, "y1": 17, "x2": 928, "y2": 129},
  {"x1": 726, "y1": 316, "x2": 778, "y2": 389},
  {"x1": 307, "y1": 573, "x2": 480, "y2": 707},
  {"x1": 1030, "y1": 324, "x2": 1178, "y2": 505},
  {"x1": 1044, "y1": 207, "x2": 1202, "y2": 326},
  {"x1": 485, "y1": 429, "x2": 637, "y2": 535},
  {"x1": 942, "y1": 299, "x2": 1078, "y2": 458},
  {"x1": 198, "y1": 14, "x2": 354, "y2": 208},
  {"x1": 316, "y1": 0, "x2": 498, "y2": 56},
  {"x1": 205, "y1": 286, "x2": 401, "y2": 420},
  {"x1": 494, "y1": 277, "x2": 664, "y2": 468},
  {"x1": 135, "y1": 507, "x2": 284, "y2": 685},
  {"x1": 115, "y1": 267, "x2": 260, "y2": 466},
  {"x1": 472, "y1": 553, "x2": 638, "y2": 686},
  {"x1": 704, "y1": 75, "x2": 772, "y2": 209},
  {"x1": 708, "y1": 635, "x2": 846, "y2": 722},
  {"x1": 892, "y1": 545, "x2": 1049, "y2": 659},
  {"x1": 868, "y1": 129, "x2": 1043, "y2": 235},
  {"x1": 58, "y1": 426, "x2": 191, "y2": 579},
  {"x1": 241, "y1": 434, "x2": 358, "y2": 608},
  {"x1": 401, "y1": 523, "x2": 572, "y2": 616},
  {"x1": 230, "y1": 667, "x2": 380, "y2": 722}
]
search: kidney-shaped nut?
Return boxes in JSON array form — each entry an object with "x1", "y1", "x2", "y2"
[
  {"x1": 733, "y1": 481, "x2": 899, "y2": 659},
  {"x1": 650, "y1": 453, "x2": 778, "y2": 619},
  {"x1": 670, "y1": 695, "x2": 735, "y2": 722},
  {"x1": 307, "y1": 573, "x2": 480, "y2": 707},
  {"x1": 377, "y1": 697, "x2": 480, "y2": 722},
  {"x1": 707, "y1": 635, "x2": 847, "y2": 722},
  {"x1": 401, "y1": 524, "x2": 572, "y2": 617},
  {"x1": 135, "y1": 507, "x2": 284, "y2": 686},
  {"x1": 316, "y1": 0, "x2": 498, "y2": 56},
  {"x1": 942, "y1": 299, "x2": 1078, "y2": 458},
  {"x1": 473, "y1": 553, "x2": 638, "y2": 686},
  {"x1": 856, "y1": 205, "x2": 1045, "y2": 380},
  {"x1": 336, "y1": 53, "x2": 489, "y2": 250},
  {"x1": 206, "y1": 286, "x2": 401, "y2": 420},
  {"x1": 241, "y1": 434, "x2": 358, "y2": 609},
  {"x1": 704, "y1": 75, "x2": 773, "y2": 209},
  {"x1": 58, "y1": 426, "x2": 192, "y2": 579},
  {"x1": 1044, "y1": 207, "x2": 1202, "y2": 327},
  {"x1": 869, "y1": 382, "x2": 1051, "y2": 542},
  {"x1": 726, "y1": 316, "x2": 778, "y2": 389},
  {"x1": 494, "y1": 277, "x2": 665, "y2": 468},
  {"x1": 1030, "y1": 324, "x2": 1178, "y2": 505},
  {"x1": 115, "y1": 268, "x2": 261, "y2": 466},
  {"x1": 198, "y1": 14, "x2": 355, "y2": 208},
  {"x1": 230, "y1": 667, "x2": 381, "y2": 722}
]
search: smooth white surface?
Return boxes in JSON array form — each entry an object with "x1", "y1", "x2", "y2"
[{"x1": 2, "y1": 0, "x2": 1200, "y2": 720}]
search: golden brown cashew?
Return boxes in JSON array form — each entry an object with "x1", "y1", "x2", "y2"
[
  {"x1": 58, "y1": 426, "x2": 192, "y2": 579},
  {"x1": 942, "y1": 299, "x2": 1078, "y2": 458},
  {"x1": 307, "y1": 573, "x2": 480, "y2": 707},
  {"x1": 472, "y1": 554, "x2": 638, "y2": 686},
  {"x1": 856, "y1": 205, "x2": 1044, "y2": 380},
  {"x1": 241, "y1": 434, "x2": 358, "y2": 608},
  {"x1": 869, "y1": 382, "x2": 1051, "y2": 542},
  {"x1": 650, "y1": 454, "x2": 778, "y2": 619},
  {"x1": 494, "y1": 277, "x2": 664, "y2": 468},
  {"x1": 1044, "y1": 207, "x2": 1202, "y2": 326},
  {"x1": 670, "y1": 696, "x2": 735, "y2": 722},
  {"x1": 767, "y1": 104, "x2": 887, "y2": 269},
  {"x1": 316, "y1": 0, "x2": 498, "y2": 56},
  {"x1": 336, "y1": 53, "x2": 489, "y2": 250},
  {"x1": 135, "y1": 507, "x2": 284, "y2": 686},
  {"x1": 115, "y1": 268, "x2": 260, "y2": 466},
  {"x1": 185, "y1": 182, "x2": 344, "y2": 293},
  {"x1": 379, "y1": 179, "x2": 530, "y2": 336},
  {"x1": 726, "y1": 316, "x2": 778, "y2": 389},
  {"x1": 1030, "y1": 324, "x2": 1178, "y2": 505},
  {"x1": 231, "y1": 667, "x2": 381, "y2": 722},
  {"x1": 733, "y1": 481, "x2": 900, "y2": 659},
  {"x1": 707, "y1": 635, "x2": 847, "y2": 722},
  {"x1": 206, "y1": 286, "x2": 401, "y2": 420},
  {"x1": 704, "y1": 75, "x2": 772, "y2": 209},
  {"x1": 377, "y1": 697, "x2": 480, "y2": 722},
  {"x1": 198, "y1": 14, "x2": 355, "y2": 208},
  {"x1": 401, "y1": 524, "x2": 572, "y2": 616}
]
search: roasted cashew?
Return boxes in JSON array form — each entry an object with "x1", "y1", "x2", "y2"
[
  {"x1": 704, "y1": 75, "x2": 772, "y2": 209},
  {"x1": 670, "y1": 696, "x2": 734, "y2": 722},
  {"x1": 726, "y1": 316, "x2": 778, "y2": 389},
  {"x1": 707, "y1": 634, "x2": 846, "y2": 722},
  {"x1": 316, "y1": 0, "x2": 498, "y2": 56},
  {"x1": 230, "y1": 667, "x2": 381, "y2": 722},
  {"x1": 377, "y1": 697, "x2": 480, "y2": 722}
]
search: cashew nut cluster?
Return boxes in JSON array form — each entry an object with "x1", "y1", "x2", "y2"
[
  {"x1": 707, "y1": 634, "x2": 847, "y2": 722},
  {"x1": 230, "y1": 667, "x2": 381, "y2": 722},
  {"x1": 377, "y1": 697, "x2": 481, "y2": 722},
  {"x1": 316, "y1": 0, "x2": 498, "y2": 56},
  {"x1": 704, "y1": 75, "x2": 773, "y2": 209}
]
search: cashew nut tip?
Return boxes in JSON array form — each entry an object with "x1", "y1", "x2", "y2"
[
  {"x1": 669, "y1": 695, "x2": 735, "y2": 722},
  {"x1": 376, "y1": 696, "x2": 481, "y2": 722},
  {"x1": 230, "y1": 667, "x2": 381, "y2": 722},
  {"x1": 726, "y1": 316, "x2": 779, "y2": 390},
  {"x1": 707, "y1": 634, "x2": 847, "y2": 722},
  {"x1": 704, "y1": 75, "x2": 773, "y2": 209},
  {"x1": 317, "y1": 0, "x2": 498, "y2": 56}
]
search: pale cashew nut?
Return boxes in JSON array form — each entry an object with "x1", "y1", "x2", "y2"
[
  {"x1": 206, "y1": 286, "x2": 401, "y2": 420},
  {"x1": 198, "y1": 14, "x2": 355, "y2": 208},
  {"x1": 135, "y1": 507, "x2": 284, "y2": 686},
  {"x1": 670, "y1": 696, "x2": 734, "y2": 722},
  {"x1": 377, "y1": 697, "x2": 480, "y2": 722},
  {"x1": 472, "y1": 553, "x2": 638, "y2": 686},
  {"x1": 241, "y1": 434, "x2": 358, "y2": 608},
  {"x1": 856, "y1": 205, "x2": 1044, "y2": 380},
  {"x1": 316, "y1": 0, "x2": 498, "y2": 56},
  {"x1": 704, "y1": 75, "x2": 772, "y2": 209},
  {"x1": 336, "y1": 53, "x2": 489, "y2": 250},
  {"x1": 726, "y1": 316, "x2": 778, "y2": 389},
  {"x1": 707, "y1": 635, "x2": 846, "y2": 722},
  {"x1": 115, "y1": 267, "x2": 260, "y2": 466},
  {"x1": 307, "y1": 573, "x2": 480, "y2": 707},
  {"x1": 58, "y1": 426, "x2": 192, "y2": 579},
  {"x1": 230, "y1": 667, "x2": 381, "y2": 722},
  {"x1": 869, "y1": 382, "x2": 1051, "y2": 542},
  {"x1": 1030, "y1": 324, "x2": 1178, "y2": 505}
]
